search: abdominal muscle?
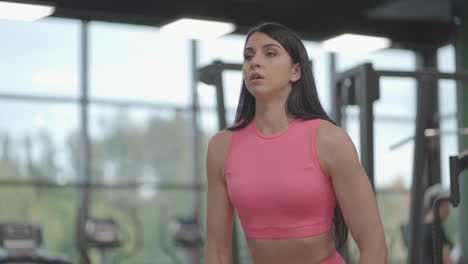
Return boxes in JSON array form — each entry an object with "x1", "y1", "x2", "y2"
[{"x1": 246, "y1": 229, "x2": 336, "y2": 264}]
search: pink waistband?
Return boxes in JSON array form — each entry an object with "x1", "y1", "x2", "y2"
[{"x1": 320, "y1": 251, "x2": 346, "y2": 264}]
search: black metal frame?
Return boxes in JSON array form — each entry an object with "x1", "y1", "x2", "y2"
[
  {"x1": 431, "y1": 150, "x2": 468, "y2": 264},
  {"x1": 199, "y1": 55, "x2": 468, "y2": 264},
  {"x1": 433, "y1": 196, "x2": 451, "y2": 264},
  {"x1": 333, "y1": 63, "x2": 378, "y2": 187},
  {"x1": 333, "y1": 62, "x2": 468, "y2": 264},
  {"x1": 76, "y1": 19, "x2": 91, "y2": 264},
  {"x1": 449, "y1": 150, "x2": 468, "y2": 207},
  {"x1": 198, "y1": 60, "x2": 242, "y2": 264},
  {"x1": 198, "y1": 60, "x2": 242, "y2": 131}
]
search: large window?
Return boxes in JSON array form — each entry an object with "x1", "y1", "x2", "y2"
[
  {"x1": 87, "y1": 21, "x2": 202, "y2": 263},
  {"x1": 0, "y1": 101, "x2": 80, "y2": 181},
  {"x1": 0, "y1": 18, "x2": 80, "y2": 97},
  {"x1": 90, "y1": 21, "x2": 190, "y2": 105},
  {"x1": 0, "y1": 17, "x2": 201, "y2": 264},
  {"x1": 1, "y1": 14, "x2": 460, "y2": 264},
  {"x1": 0, "y1": 17, "x2": 81, "y2": 261}
]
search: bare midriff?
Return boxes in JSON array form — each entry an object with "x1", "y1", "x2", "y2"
[{"x1": 246, "y1": 229, "x2": 336, "y2": 264}]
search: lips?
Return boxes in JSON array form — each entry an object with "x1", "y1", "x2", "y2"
[{"x1": 249, "y1": 72, "x2": 264, "y2": 81}]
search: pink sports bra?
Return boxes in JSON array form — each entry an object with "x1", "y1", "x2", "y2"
[{"x1": 224, "y1": 118, "x2": 337, "y2": 239}]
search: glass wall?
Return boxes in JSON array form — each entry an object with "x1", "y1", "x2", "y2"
[
  {"x1": 0, "y1": 17, "x2": 81, "y2": 261},
  {"x1": 0, "y1": 19, "x2": 80, "y2": 97},
  {"x1": 0, "y1": 15, "x2": 459, "y2": 264},
  {"x1": 0, "y1": 17, "x2": 202, "y2": 264},
  {"x1": 90, "y1": 21, "x2": 190, "y2": 105}
]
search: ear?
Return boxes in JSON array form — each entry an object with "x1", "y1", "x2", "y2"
[{"x1": 290, "y1": 63, "x2": 301, "y2": 83}]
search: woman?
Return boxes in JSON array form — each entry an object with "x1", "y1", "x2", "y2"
[{"x1": 205, "y1": 22, "x2": 387, "y2": 264}]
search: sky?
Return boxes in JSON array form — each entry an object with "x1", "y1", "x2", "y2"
[{"x1": 0, "y1": 16, "x2": 459, "y2": 189}]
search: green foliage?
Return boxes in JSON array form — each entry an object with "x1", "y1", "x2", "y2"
[{"x1": 0, "y1": 110, "x2": 209, "y2": 264}]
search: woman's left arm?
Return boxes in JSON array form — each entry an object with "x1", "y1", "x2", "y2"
[{"x1": 317, "y1": 121, "x2": 388, "y2": 264}]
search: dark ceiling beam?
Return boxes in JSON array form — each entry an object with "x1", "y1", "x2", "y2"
[{"x1": 48, "y1": 0, "x2": 455, "y2": 47}]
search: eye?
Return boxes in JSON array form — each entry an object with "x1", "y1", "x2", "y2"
[
  {"x1": 265, "y1": 51, "x2": 276, "y2": 57},
  {"x1": 244, "y1": 54, "x2": 253, "y2": 61}
]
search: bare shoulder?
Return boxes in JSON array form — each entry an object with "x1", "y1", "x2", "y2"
[
  {"x1": 208, "y1": 129, "x2": 232, "y2": 154},
  {"x1": 316, "y1": 120, "x2": 359, "y2": 175},
  {"x1": 316, "y1": 120, "x2": 351, "y2": 146},
  {"x1": 207, "y1": 129, "x2": 233, "y2": 173}
]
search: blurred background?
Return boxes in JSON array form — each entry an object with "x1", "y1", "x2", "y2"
[{"x1": 0, "y1": 0, "x2": 466, "y2": 263}]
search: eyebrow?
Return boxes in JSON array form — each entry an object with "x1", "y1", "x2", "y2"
[{"x1": 244, "y1": 43, "x2": 281, "y2": 52}]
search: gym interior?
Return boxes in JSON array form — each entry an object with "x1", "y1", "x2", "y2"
[{"x1": 0, "y1": 0, "x2": 467, "y2": 263}]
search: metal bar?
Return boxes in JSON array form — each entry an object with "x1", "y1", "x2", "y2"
[
  {"x1": 0, "y1": 180, "x2": 207, "y2": 190},
  {"x1": 0, "y1": 93, "x2": 195, "y2": 111},
  {"x1": 418, "y1": 48, "x2": 441, "y2": 186},
  {"x1": 190, "y1": 39, "x2": 202, "y2": 264},
  {"x1": 77, "y1": 19, "x2": 91, "y2": 264},
  {"x1": 331, "y1": 65, "x2": 364, "y2": 84},
  {"x1": 332, "y1": 58, "x2": 348, "y2": 260},
  {"x1": 450, "y1": 155, "x2": 461, "y2": 207},
  {"x1": 455, "y1": 14, "x2": 468, "y2": 261},
  {"x1": 0, "y1": 93, "x2": 78, "y2": 103},
  {"x1": 201, "y1": 60, "x2": 240, "y2": 264},
  {"x1": 215, "y1": 72, "x2": 227, "y2": 130},
  {"x1": 425, "y1": 128, "x2": 468, "y2": 137},
  {"x1": 348, "y1": 114, "x2": 415, "y2": 122},
  {"x1": 207, "y1": 61, "x2": 312, "y2": 73},
  {"x1": 407, "y1": 76, "x2": 430, "y2": 264},
  {"x1": 328, "y1": 53, "x2": 337, "y2": 121},
  {"x1": 451, "y1": 150, "x2": 468, "y2": 207},
  {"x1": 389, "y1": 128, "x2": 468, "y2": 151},
  {"x1": 334, "y1": 80, "x2": 343, "y2": 126},
  {"x1": 221, "y1": 63, "x2": 242, "y2": 71},
  {"x1": 89, "y1": 99, "x2": 188, "y2": 110},
  {"x1": 375, "y1": 70, "x2": 468, "y2": 80},
  {"x1": 388, "y1": 136, "x2": 415, "y2": 152},
  {"x1": 359, "y1": 63, "x2": 375, "y2": 188},
  {"x1": 213, "y1": 66, "x2": 240, "y2": 264}
]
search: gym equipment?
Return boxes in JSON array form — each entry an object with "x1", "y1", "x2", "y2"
[
  {"x1": 431, "y1": 150, "x2": 468, "y2": 264},
  {"x1": 432, "y1": 196, "x2": 451, "y2": 264},
  {"x1": 84, "y1": 218, "x2": 122, "y2": 264},
  {"x1": 433, "y1": 150, "x2": 468, "y2": 264},
  {"x1": 333, "y1": 62, "x2": 468, "y2": 264},
  {"x1": 171, "y1": 218, "x2": 203, "y2": 249},
  {"x1": 85, "y1": 218, "x2": 122, "y2": 249},
  {"x1": 0, "y1": 222, "x2": 72, "y2": 264},
  {"x1": 449, "y1": 150, "x2": 468, "y2": 207}
]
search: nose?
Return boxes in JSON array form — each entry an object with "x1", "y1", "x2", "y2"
[{"x1": 249, "y1": 54, "x2": 261, "y2": 69}]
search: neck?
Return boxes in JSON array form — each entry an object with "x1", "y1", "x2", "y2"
[
  {"x1": 254, "y1": 102, "x2": 294, "y2": 135},
  {"x1": 254, "y1": 85, "x2": 294, "y2": 134}
]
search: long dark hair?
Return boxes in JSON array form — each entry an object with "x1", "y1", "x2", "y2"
[{"x1": 228, "y1": 22, "x2": 348, "y2": 250}]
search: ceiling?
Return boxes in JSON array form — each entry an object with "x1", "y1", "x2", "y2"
[{"x1": 47, "y1": 0, "x2": 463, "y2": 49}]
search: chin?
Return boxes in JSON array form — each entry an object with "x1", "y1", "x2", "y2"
[{"x1": 247, "y1": 87, "x2": 275, "y2": 101}]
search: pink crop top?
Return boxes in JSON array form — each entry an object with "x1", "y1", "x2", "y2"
[{"x1": 224, "y1": 118, "x2": 337, "y2": 239}]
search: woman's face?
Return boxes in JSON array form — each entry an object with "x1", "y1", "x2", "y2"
[{"x1": 242, "y1": 32, "x2": 301, "y2": 101}]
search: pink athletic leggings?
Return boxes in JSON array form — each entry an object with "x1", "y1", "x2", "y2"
[{"x1": 320, "y1": 251, "x2": 346, "y2": 264}]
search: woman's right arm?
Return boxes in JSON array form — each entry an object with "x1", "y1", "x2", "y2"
[{"x1": 205, "y1": 130, "x2": 234, "y2": 264}]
